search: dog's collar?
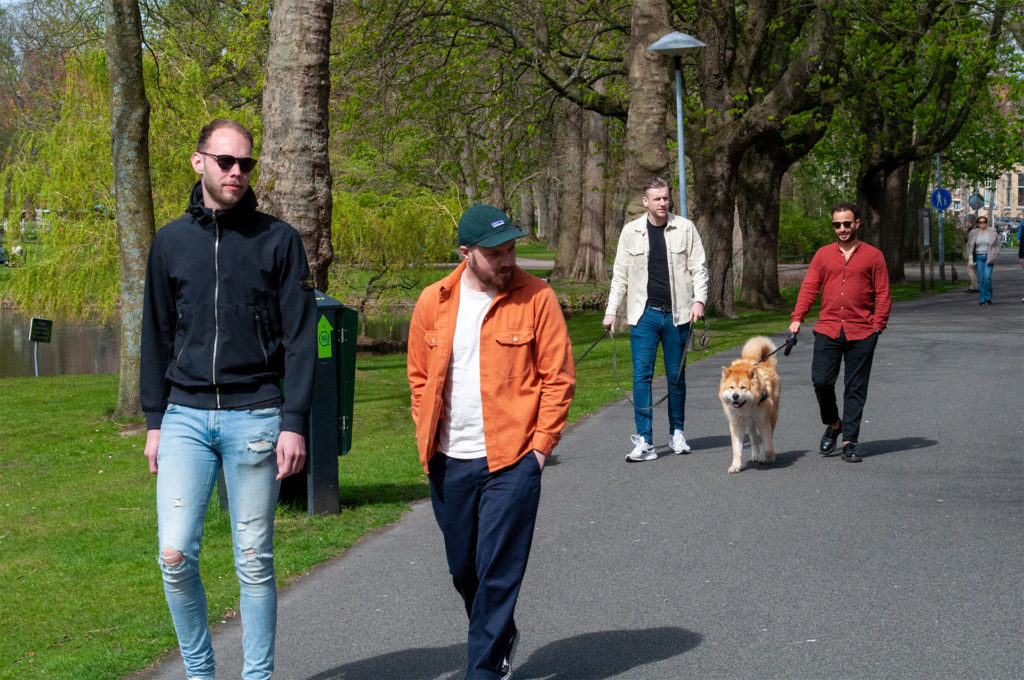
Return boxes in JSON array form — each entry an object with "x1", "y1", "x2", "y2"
[{"x1": 758, "y1": 388, "x2": 768, "y2": 405}]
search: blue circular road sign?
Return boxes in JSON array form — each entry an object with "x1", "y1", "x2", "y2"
[{"x1": 930, "y1": 188, "x2": 952, "y2": 211}]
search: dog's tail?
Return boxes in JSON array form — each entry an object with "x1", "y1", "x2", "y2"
[{"x1": 740, "y1": 336, "x2": 777, "y2": 368}]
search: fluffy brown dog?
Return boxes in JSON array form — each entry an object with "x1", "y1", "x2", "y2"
[{"x1": 719, "y1": 336, "x2": 781, "y2": 473}]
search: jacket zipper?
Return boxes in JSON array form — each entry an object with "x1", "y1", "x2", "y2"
[
  {"x1": 212, "y1": 214, "x2": 221, "y2": 408},
  {"x1": 255, "y1": 312, "x2": 268, "y2": 364},
  {"x1": 175, "y1": 311, "x2": 186, "y2": 361}
]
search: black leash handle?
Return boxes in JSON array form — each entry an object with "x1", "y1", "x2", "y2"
[{"x1": 783, "y1": 332, "x2": 798, "y2": 356}]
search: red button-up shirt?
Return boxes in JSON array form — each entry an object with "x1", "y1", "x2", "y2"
[{"x1": 791, "y1": 241, "x2": 891, "y2": 340}]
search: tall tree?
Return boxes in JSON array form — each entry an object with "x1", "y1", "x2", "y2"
[
  {"x1": 841, "y1": 0, "x2": 1009, "y2": 280},
  {"x1": 256, "y1": 0, "x2": 334, "y2": 289},
  {"x1": 104, "y1": 0, "x2": 155, "y2": 417},
  {"x1": 736, "y1": 108, "x2": 833, "y2": 308},
  {"x1": 679, "y1": 0, "x2": 843, "y2": 315}
]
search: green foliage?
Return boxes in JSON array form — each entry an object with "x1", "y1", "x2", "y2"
[
  {"x1": 0, "y1": 46, "x2": 261, "y2": 321},
  {"x1": 778, "y1": 197, "x2": 834, "y2": 260},
  {"x1": 327, "y1": 187, "x2": 462, "y2": 312},
  {"x1": 1, "y1": 51, "x2": 120, "y2": 320}
]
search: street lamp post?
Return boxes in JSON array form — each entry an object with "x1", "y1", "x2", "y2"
[{"x1": 648, "y1": 31, "x2": 705, "y2": 219}]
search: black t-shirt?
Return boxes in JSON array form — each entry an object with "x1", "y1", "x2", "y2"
[{"x1": 646, "y1": 220, "x2": 672, "y2": 308}]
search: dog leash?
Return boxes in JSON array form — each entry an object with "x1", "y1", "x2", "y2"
[
  {"x1": 608, "y1": 319, "x2": 710, "y2": 410},
  {"x1": 753, "y1": 332, "x2": 798, "y2": 366},
  {"x1": 573, "y1": 328, "x2": 610, "y2": 367}
]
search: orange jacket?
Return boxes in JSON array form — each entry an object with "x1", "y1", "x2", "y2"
[{"x1": 407, "y1": 262, "x2": 576, "y2": 473}]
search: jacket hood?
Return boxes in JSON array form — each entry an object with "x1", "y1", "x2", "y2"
[{"x1": 186, "y1": 180, "x2": 259, "y2": 227}]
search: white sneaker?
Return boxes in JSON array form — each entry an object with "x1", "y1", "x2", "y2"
[
  {"x1": 670, "y1": 429, "x2": 691, "y2": 454},
  {"x1": 625, "y1": 434, "x2": 657, "y2": 462}
]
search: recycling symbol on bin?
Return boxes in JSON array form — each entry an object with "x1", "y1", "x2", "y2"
[{"x1": 317, "y1": 315, "x2": 333, "y2": 359}]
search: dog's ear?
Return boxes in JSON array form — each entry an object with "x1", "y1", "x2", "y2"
[
  {"x1": 748, "y1": 368, "x2": 757, "y2": 379},
  {"x1": 721, "y1": 366, "x2": 729, "y2": 377}
]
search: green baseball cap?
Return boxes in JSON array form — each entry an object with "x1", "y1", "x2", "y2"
[{"x1": 458, "y1": 204, "x2": 527, "y2": 247}]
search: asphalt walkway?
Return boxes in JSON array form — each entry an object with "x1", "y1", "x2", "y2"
[{"x1": 133, "y1": 261, "x2": 1024, "y2": 680}]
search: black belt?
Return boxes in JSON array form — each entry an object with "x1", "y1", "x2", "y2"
[{"x1": 646, "y1": 304, "x2": 672, "y2": 314}]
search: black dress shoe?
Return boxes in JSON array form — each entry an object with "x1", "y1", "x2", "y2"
[
  {"x1": 819, "y1": 424, "x2": 842, "y2": 455},
  {"x1": 840, "y1": 442, "x2": 862, "y2": 462}
]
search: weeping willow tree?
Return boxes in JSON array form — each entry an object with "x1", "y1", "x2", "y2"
[{"x1": 0, "y1": 48, "x2": 261, "y2": 322}]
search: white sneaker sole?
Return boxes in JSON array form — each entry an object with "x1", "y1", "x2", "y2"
[{"x1": 625, "y1": 450, "x2": 657, "y2": 462}]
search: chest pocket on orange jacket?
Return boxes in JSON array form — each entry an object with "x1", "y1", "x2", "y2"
[{"x1": 493, "y1": 329, "x2": 535, "y2": 378}]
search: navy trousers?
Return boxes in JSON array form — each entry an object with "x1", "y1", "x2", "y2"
[
  {"x1": 428, "y1": 453, "x2": 542, "y2": 680},
  {"x1": 811, "y1": 329, "x2": 879, "y2": 444}
]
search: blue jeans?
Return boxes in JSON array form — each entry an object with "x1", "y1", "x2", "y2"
[
  {"x1": 429, "y1": 453, "x2": 542, "y2": 679},
  {"x1": 975, "y1": 253, "x2": 993, "y2": 303},
  {"x1": 156, "y1": 404, "x2": 282, "y2": 680},
  {"x1": 630, "y1": 307, "x2": 691, "y2": 443}
]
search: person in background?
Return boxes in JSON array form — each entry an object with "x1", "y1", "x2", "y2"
[
  {"x1": 965, "y1": 215, "x2": 1001, "y2": 306},
  {"x1": 602, "y1": 177, "x2": 708, "y2": 462}
]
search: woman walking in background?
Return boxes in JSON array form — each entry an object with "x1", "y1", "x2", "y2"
[{"x1": 966, "y1": 216, "x2": 1000, "y2": 305}]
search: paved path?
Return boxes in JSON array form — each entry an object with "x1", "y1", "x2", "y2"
[{"x1": 132, "y1": 261, "x2": 1024, "y2": 680}]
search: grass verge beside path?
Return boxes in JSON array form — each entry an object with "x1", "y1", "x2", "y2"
[{"x1": 0, "y1": 280, "x2": 962, "y2": 679}]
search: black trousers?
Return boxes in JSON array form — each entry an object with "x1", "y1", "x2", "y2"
[{"x1": 811, "y1": 329, "x2": 879, "y2": 444}]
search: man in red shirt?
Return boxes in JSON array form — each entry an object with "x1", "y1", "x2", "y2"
[{"x1": 789, "y1": 202, "x2": 892, "y2": 463}]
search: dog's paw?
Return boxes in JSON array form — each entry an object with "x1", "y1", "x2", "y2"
[{"x1": 728, "y1": 463, "x2": 742, "y2": 473}]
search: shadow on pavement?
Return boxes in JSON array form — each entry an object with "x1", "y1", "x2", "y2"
[
  {"x1": 303, "y1": 642, "x2": 464, "y2": 680},
  {"x1": 303, "y1": 627, "x2": 700, "y2": 680},
  {"x1": 863, "y1": 436, "x2": 936, "y2": 456},
  {"x1": 747, "y1": 449, "x2": 808, "y2": 470},
  {"x1": 515, "y1": 626, "x2": 701, "y2": 679}
]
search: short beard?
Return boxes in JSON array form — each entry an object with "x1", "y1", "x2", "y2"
[{"x1": 466, "y1": 252, "x2": 513, "y2": 291}]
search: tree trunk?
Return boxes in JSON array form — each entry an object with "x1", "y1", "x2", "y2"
[
  {"x1": 518, "y1": 185, "x2": 535, "y2": 237},
  {"x1": 736, "y1": 144, "x2": 785, "y2": 308},
  {"x1": 551, "y1": 103, "x2": 584, "y2": 279},
  {"x1": 533, "y1": 178, "x2": 550, "y2": 241},
  {"x1": 691, "y1": 156, "x2": 740, "y2": 317},
  {"x1": 571, "y1": 84, "x2": 609, "y2": 282},
  {"x1": 905, "y1": 160, "x2": 930, "y2": 260},
  {"x1": 622, "y1": 0, "x2": 671, "y2": 218},
  {"x1": 104, "y1": 0, "x2": 155, "y2": 418},
  {"x1": 256, "y1": 0, "x2": 334, "y2": 289},
  {"x1": 857, "y1": 164, "x2": 907, "y2": 283}
]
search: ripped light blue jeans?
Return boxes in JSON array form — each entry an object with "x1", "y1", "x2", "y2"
[{"x1": 156, "y1": 403, "x2": 282, "y2": 680}]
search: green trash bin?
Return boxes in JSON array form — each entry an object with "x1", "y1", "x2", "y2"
[
  {"x1": 279, "y1": 290, "x2": 357, "y2": 515},
  {"x1": 219, "y1": 290, "x2": 356, "y2": 516}
]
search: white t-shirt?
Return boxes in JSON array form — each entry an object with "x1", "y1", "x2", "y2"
[{"x1": 437, "y1": 275, "x2": 496, "y2": 459}]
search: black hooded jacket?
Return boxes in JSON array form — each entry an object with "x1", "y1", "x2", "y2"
[{"x1": 141, "y1": 181, "x2": 317, "y2": 435}]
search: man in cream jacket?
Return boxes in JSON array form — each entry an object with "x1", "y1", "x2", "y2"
[{"x1": 603, "y1": 177, "x2": 708, "y2": 461}]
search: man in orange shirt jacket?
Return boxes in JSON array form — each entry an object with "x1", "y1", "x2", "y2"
[
  {"x1": 407, "y1": 204, "x2": 576, "y2": 679},
  {"x1": 789, "y1": 201, "x2": 891, "y2": 463}
]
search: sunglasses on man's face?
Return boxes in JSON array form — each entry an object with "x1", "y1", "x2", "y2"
[
  {"x1": 977, "y1": 220, "x2": 988, "y2": 224},
  {"x1": 831, "y1": 220, "x2": 855, "y2": 229},
  {"x1": 199, "y1": 152, "x2": 257, "y2": 173}
]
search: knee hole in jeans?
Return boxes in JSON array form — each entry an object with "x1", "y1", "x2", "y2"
[{"x1": 160, "y1": 547, "x2": 184, "y2": 565}]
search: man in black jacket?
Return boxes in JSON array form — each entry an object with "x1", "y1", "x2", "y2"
[{"x1": 141, "y1": 119, "x2": 316, "y2": 680}]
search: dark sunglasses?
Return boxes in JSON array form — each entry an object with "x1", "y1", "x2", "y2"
[
  {"x1": 977, "y1": 219, "x2": 988, "y2": 224},
  {"x1": 199, "y1": 152, "x2": 257, "y2": 173},
  {"x1": 831, "y1": 220, "x2": 855, "y2": 229}
]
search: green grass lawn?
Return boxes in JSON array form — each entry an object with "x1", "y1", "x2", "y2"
[
  {"x1": 513, "y1": 239, "x2": 556, "y2": 260},
  {"x1": 0, "y1": 279, "x2": 961, "y2": 678}
]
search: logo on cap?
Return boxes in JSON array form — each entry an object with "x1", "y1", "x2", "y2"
[{"x1": 491, "y1": 220, "x2": 505, "y2": 228}]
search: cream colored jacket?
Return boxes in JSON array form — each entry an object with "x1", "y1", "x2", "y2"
[{"x1": 605, "y1": 213, "x2": 709, "y2": 326}]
